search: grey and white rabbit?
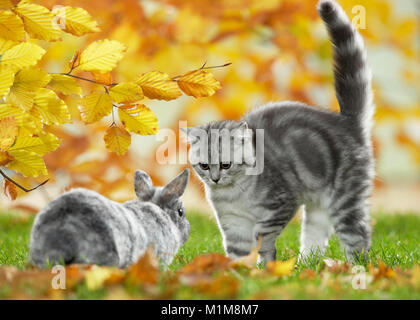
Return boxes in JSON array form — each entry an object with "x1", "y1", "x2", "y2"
[{"x1": 29, "y1": 169, "x2": 190, "y2": 268}]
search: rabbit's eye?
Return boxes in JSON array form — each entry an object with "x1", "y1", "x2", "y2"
[
  {"x1": 220, "y1": 162, "x2": 231, "y2": 170},
  {"x1": 199, "y1": 163, "x2": 209, "y2": 170},
  {"x1": 178, "y1": 208, "x2": 184, "y2": 217}
]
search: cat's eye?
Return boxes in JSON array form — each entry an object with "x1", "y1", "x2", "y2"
[
  {"x1": 178, "y1": 208, "x2": 184, "y2": 217},
  {"x1": 199, "y1": 163, "x2": 209, "y2": 170},
  {"x1": 220, "y1": 162, "x2": 232, "y2": 170}
]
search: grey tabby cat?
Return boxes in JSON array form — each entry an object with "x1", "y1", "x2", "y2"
[
  {"x1": 30, "y1": 169, "x2": 190, "y2": 268},
  {"x1": 182, "y1": 0, "x2": 374, "y2": 263}
]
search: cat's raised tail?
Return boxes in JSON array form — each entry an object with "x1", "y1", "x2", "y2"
[{"x1": 317, "y1": 0, "x2": 374, "y2": 137}]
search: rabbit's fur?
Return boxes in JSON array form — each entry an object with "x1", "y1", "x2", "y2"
[{"x1": 29, "y1": 169, "x2": 190, "y2": 268}]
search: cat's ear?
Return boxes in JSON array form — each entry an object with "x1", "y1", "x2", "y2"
[
  {"x1": 134, "y1": 170, "x2": 154, "y2": 201},
  {"x1": 180, "y1": 127, "x2": 203, "y2": 144},
  {"x1": 161, "y1": 169, "x2": 190, "y2": 200}
]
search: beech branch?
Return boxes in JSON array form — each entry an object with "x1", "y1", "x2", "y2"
[{"x1": 0, "y1": 169, "x2": 49, "y2": 193}]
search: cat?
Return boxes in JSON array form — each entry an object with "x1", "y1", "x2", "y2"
[
  {"x1": 30, "y1": 169, "x2": 190, "y2": 268},
  {"x1": 181, "y1": 0, "x2": 374, "y2": 263}
]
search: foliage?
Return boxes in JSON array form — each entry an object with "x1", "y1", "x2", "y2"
[
  {"x1": 0, "y1": 0, "x2": 226, "y2": 196},
  {"x1": 0, "y1": 211, "x2": 419, "y2": 299}
]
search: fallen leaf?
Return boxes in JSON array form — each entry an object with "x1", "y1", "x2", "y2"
[
  {"x1": 126, "y1": 247, "x2": 160, "y2": 285},
  {"x1": 229, "y1": 237, "x2": 261, "y2": 269},
  {"x1": 267, "y1": 258, "x2": 296, "y2": 277}
]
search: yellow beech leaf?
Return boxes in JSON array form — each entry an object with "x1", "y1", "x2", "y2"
[
  {"x1": 0, "y1": 10, "x2": 25, "y2": 41},
  {"x1": 135, "y1": 71, "x2": 181, "y2": 101},
  {"x1": 91, "y1": 71, "x2": 113, "y2": 85},
  {"x1": 32, "y1": 88, "x2": 71, "y2": 125},
  {"x1": 267, "y1": 258, "x2": 296, "y2": 277},
  {"x1": 79, "y1": 92, "x2": 112, "y2": 124},
  {"x1": 0, "y1": 104, "x2": 39, "y2": 133},
  {"x1": 104, "y1": 126, "x2": 131, "y2": 156},
  {"x1": 0, "y1": 116, "x2": 17, "y2": 151},
  {"x1": 0, "y1": 38, "x2": 18, "y2": 54},
  {"x1": 8, "y1": 132, "x2": 60, "y2": 156},
  {"x1": 177, "y1": 69, "x2": 221, "y2": 98},
  {"x1": 48, "y1": 74, "x2": 82, "y2": 95},
  {"x1": 7, "y1": 68, "x2": 51, "y2": 110},
  {"x1": 6, "y1": 149, "x2": 47, "y2": 177},
  {"x1": 3, "y1": 179, "x2": 17, "y2": 201},
  {"x1": 109, "y1": 82, "x2": 143, "y2": 104},
  {"x1": 0, "y1": 42, "x2": 45, "y2": 70},
  {"x1": 15, "y1": 2, "x2": 61, "y2": 41},
  {"x1": 0, "y1": 0, "x2": 13, "y2": 10},
  {"x1": 118, "y1": 104, "x2": 158, "y2": 135},
  {"x1": 52, "y1": 6, "x2": 99, "y2": 36},
  {"x1": 78, "y1": 39, "x2": 126, "y2": 72},
  {"x1": 0, "y1": 65, "x2": 15, "y2": 98},
  {"x1": 84, "y1": 266, "x2": 123, "y2": 291}
]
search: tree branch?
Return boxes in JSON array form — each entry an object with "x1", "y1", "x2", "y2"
[{"x1": 0, "y1": 169, "x2": 49, "y2": 193}]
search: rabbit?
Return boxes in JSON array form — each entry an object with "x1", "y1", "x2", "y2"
[{"x1": 29, "y1": 169, "x2": 190, "y2": 268}]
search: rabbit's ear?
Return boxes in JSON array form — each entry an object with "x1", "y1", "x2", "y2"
[
  {"x1": 134, "y1": 170, "x2": 154, "y2": 201},
  {"x1": 162, "y1": 169, "x2": 190, "y2": 199}
]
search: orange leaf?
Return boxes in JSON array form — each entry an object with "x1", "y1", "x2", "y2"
[
  {"x1": 229, "y1": 237, "x2": 261, "y2": 269},
  {"x1": 91, "y1": 71, "x2": 113, "y2": 85},
  {"x1": 0, "y1": 151, "x2": 13, "y2": 166},
  {"x1": 3, "y1": 179, "x2": 17, "y2": 200},
  {"x1": 126, "y1": 247, "x2": 160, "y2": 285}
]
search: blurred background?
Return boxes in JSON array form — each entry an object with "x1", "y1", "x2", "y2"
[{"x1": 1, "y1": 0, "x2": 419, "y2": 214}]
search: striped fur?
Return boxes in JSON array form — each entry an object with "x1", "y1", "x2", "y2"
[
  {"x1": 182, "y1": 0, "x2": 374, "y2": 262},
  {"x1": 30, "y1": 170, "x2": 190, "y2": 268}
]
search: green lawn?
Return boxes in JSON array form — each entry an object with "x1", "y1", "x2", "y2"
[{"x1": 0, "y1": 211, "x2": 419, "y2": 299}]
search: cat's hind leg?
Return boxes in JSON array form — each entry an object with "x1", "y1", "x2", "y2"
[
  {"x1": 299, "y1": 204, "x2": 333, "y2": 262},
  {"x1": 330, "y1": 179, "x2": 372, "y2": 261}
]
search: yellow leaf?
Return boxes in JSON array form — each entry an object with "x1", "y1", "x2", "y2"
[
  {"x1": 0, "y1": 0, "x2": 12, "y2": 10},
  {"x1": 0, "y1": 116, "x2": 17, "y2": 151},
  {"x1": 6, "y1": 149, "x2": 47, "y2": 177},
  {"x1": 109, "y1": 82, "x2": 143, "y2": 104},
  {"x1": 267, "y1": 258, "x2": 296, "y2": 277},
  {"x1": 6, "y1": 67, "x2": 51, "y2": 110},
  {"x1": 135, "y1": 71, "x2": 181, "y2": 101},
  {"x1": 8, "y1": 132, "x2": 60, "y2": 156},
  {"x1": 3, "y1": 179, "x2": 17, "y2": 201},
  {"x1": 32, "y1": 88, "x2": 71, "y2": 125},
  {"x1": 14, "y1": 2, "x2": 61, "y2": 41},
  {"x1": 0, "y1": 42, "x2": 45, "y2": 70},
  {"x1": 78, "y1": 39, "x2": 126, "y2": 72},
  {"x1": 0, "y1": 103, "x2": 39, "y2": 133},
  {"x1": 52, "y1": 6, "x2": 99, "y2": 36},
  {"x1": 177, "y1": 69, "x2": 221, "y2": 98},
  {"x1": 84, "y1": 266, "x2": 121, "y2": 291},
  {"x1": 0, "y1": 65, "x2": 15, "y2": 98},
  {"x1": 48, "y1": 74, "x2": 82, "y2": 95},
  {"x1": 91, "y1": 71, "x2": 113, "y2": 85},
  {"x1": 118, "y1": 104, "x2": 158, "y2": 135},
  {"x1": 0, "y1": 10, "x2": 25, "y2": 41},
  {"x1": 79, "y1": 92, "x2": 112, "y2": 124},
  {"x1": 0, "y1": 38, "x2": 18, "y2": 54},
  {"x1": 104, "y1": 126, "x2": 131, "y2": 156}
]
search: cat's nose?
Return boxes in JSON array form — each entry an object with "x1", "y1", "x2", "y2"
[{"x1": 212, "y1": 178, "x2": 220, "y2": 184}]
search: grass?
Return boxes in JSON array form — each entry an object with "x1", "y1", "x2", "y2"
[{"x1": 0, "y1": 211, "x2": 419, "y2": 299}]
